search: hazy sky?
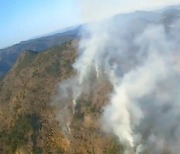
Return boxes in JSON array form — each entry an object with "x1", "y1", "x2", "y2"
[
  {"x1": 0, "y1": 0, "x2": 81, "y2": 48},
  {"x1": 0, "y1": 0, "x2": 179, "y2": 49}
]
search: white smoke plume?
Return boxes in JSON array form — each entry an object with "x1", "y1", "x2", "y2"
[
  {"x1": 72, "y1": 5, "x2": 180, "y2": 153},
  {"x1": 55, "y1": 1, "x2": 180, "y2": 153}
]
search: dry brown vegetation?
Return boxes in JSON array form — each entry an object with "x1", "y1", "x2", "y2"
[{"x1": 0, "y1": 40, "x2": 123, "y2": 154}]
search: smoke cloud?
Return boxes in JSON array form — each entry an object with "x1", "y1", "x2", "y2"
[
  {"x1": 73, "y1": 5, "x2": 180, "y2": 153},
  {"x1": 77, "y1": 0, "x2": 180, "y2": 22},
  {"x1": 55, "y1": 2, "x2": 180, "y2": 154}
]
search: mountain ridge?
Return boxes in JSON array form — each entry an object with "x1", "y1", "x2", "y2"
[{"x1": 0, "y1": 5, "x2": 179, "y2": 77}]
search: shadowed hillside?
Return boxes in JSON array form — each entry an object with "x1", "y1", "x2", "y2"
[{"x1": 0, "y1": 27, "x2": 80, "y2": 77}]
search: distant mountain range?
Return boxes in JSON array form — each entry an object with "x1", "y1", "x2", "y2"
[
  {"x1": 0, "y1": 5, "x2": 179, "y2": 78},
  {"x1": 0, "y1": 27, "x2": 81, "y2": 77}
]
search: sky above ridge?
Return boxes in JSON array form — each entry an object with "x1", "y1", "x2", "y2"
[{"x1": 0, "y1": 0, "x2": 179, "y2": 49}]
